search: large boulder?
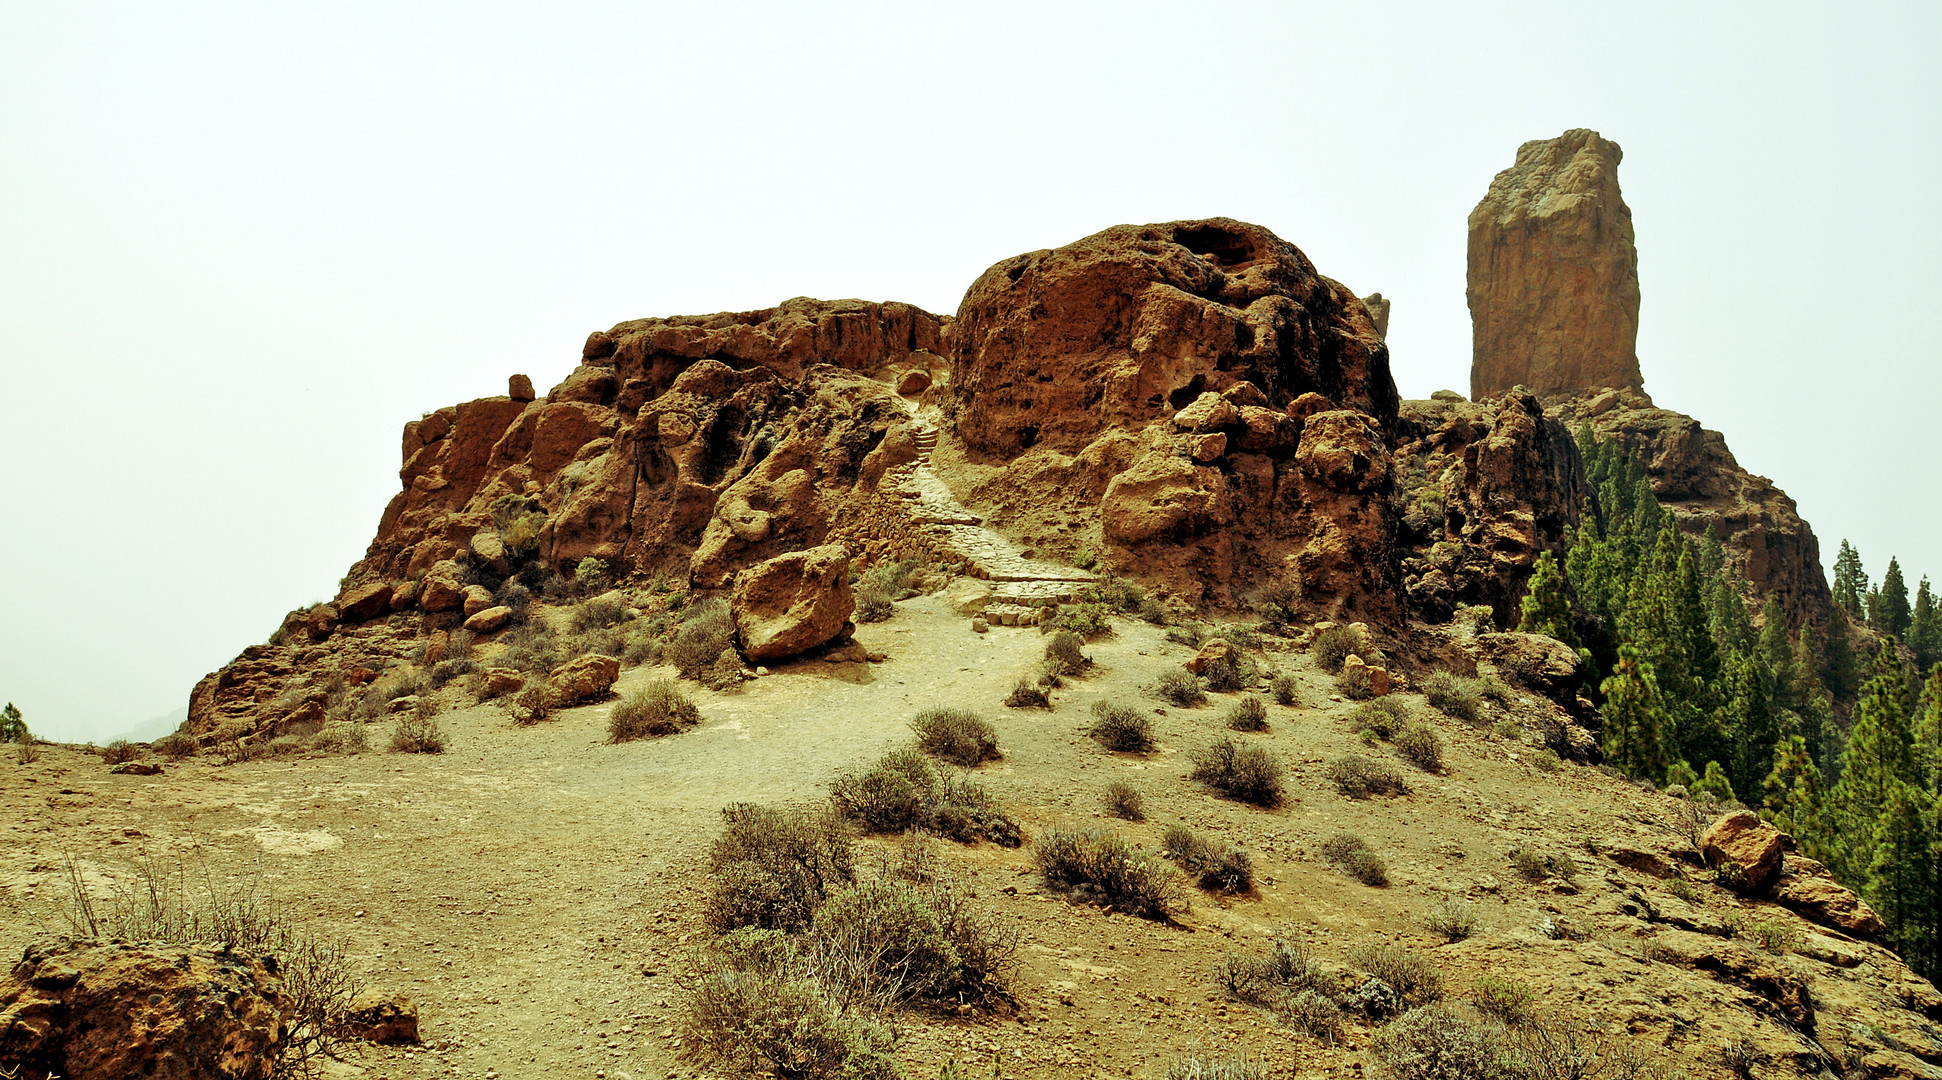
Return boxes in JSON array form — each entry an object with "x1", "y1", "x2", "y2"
[
  {"x1": 461, "y1": 585, "x2": 494, "y2": 618},
  {"x1": 419, "y1": 562, "x2": 465, "y2": 613},
  {"x1": 1774, "y1": 856, "x2": 1885, "y2": 937},
  {"x1": 0, "y1": 938, "x2": 292, "y2": 1080},
  {"x1": 1701, "y1": 811, "x2": 1786, "y2": 893},
  {"x1": 548, "y1": 655, "x2": 620, "y2": 704},
  {"x1": 337, "y1": 581, "x2": 392, "y2": 624},
  {"x1": 731, "y1": 544, "x2": 855, "y2": 663},
  {"x1": 951, "y1": 217, "x2": 1396, "y2": 456},
  {"x1": 463, "y1": 606, "x2": 512, "y2": 634},
  {"x1": 1468, "y1": 129, "x2": 1642, "y2": 402}
]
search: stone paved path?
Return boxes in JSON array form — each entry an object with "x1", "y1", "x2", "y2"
[{"x1": 884, "y1": 405, "x2": 1096, "y2": 607}]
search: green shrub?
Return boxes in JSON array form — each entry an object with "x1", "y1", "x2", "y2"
[
  {"x1": 1747, "y1": 919, "x2": 1799, "y2": 954},
  {"x1": 1189, "y1": 738, "x2": 1284, "y2": 807},
  {"x1": 1271, "y1": 674, "x2": 1300, "y2": 707},
  {"x1": 569, "y1": 595, "x2": 630, "y2": 633},
  {"x1": 1371, "y1": 1003, "x2": 1497, "y2": 1080},
  {"x1": 859, "y1": 558, "x2": 924, "y2": 600},
  {"x1": 705, "y1": 803, "x2": 856, "y2": 933},
  {"x1": 1080, "y1": 576, "x2": 1146, "y2": 614},
  {"x1": 1003, "y1": 677, "x2": 1050, "y2": 709},
  {"x1": 388, "y1": 710, "x2": 445, "y2": 753},
  {"x1": 829, "y1": 749, "x2": 1020, "y2": 846},
  {"x1": 1162, "y1": 826, "x2": 1253, "y2": 894},
  {"x1": 1351, "y1": 697, "x2": 1411, "y2": 739},
  {"x1": 680, "y1": 969, "x2": 901, "y2": 1080},
  {"x1": 609, "y1": 679, "x2": 702, "y2": 742},
  {"x1": 911, "y1": 708, "x2": 999, "y2": 767},
  {"x1": 1321, "y1": 832, "x2": 1389, "y2": 886},
  {"x1": 1256, "y1": 583, "x2": 1302, "y2": 634},
  {"x1": 1043, "y1": 631, "x2": 1088, "y2": 677},
  {"x1": 1395, "y1": 722, "x2": 1444, "y2": 772},
  {"x1": 1166, "y1": 624, "x2": 1206, "y2": 648},
  {"x1": 1421, "y1": 670, "x2": 1483, "y2": 723},
  {"x1": 1087, "y1": 701, "x2": 1155, "y2": 753},
  {"x1": 573, "y1": 556, "x2": 610, "y2": 595},
  {"x1": 1225, "y1": 695, "x2": 1269, "y2": 731},
  {"x1": 1048, "y1": 602, "x2": 1113, "y2": 640},
  {"x1": 1139, "y1": 596, "x2": 1170, "y2": 624},
  {"x1": 1031, "y1": 827, "x2": 1187, "y2": 921},
  {"x1": 667, "y1": 600, "x2": 736, "y2": 679},
  {"x1": 1470, "y1": 975, "x2": 1534, "y2": 1023},
  {"x1": 1348, "y1": 942, "x2": 1442, "y2": 1008},
  {"x1": 510, "y1": 683, "x2": 557, "y2": 726},
  {"x1": 1073, "y1": 545, "x2": 1098, "y2": 571},
  {"x1": 1453, "y1": 604, "x2": 1495, "y2": 636},
  {"x1": 1422, "y1": 898, "x2": 1479, "y2": 942},
  {"x1": 1478, "y1": 674, "x2": 1515, "y2": 707},
  {"x1": 1328, "y1": 754, "x2": 1408, "y2": 798},
  {"x1": 1157, "y1": 670, "x2": 1207, "y2": 707},
  {"x1": 1312, "y1": 625, "x2": 1364, "y2": 673},
  {"x1": 1335, "y1": 665, "x2": 1375, "y2": 700},
  {"x1": 1103, "y1": 781, "x2": 1145, "y2": 821},
  {"x1": 1203, "y1": 652, "x2": 1248, "y2": 693}
]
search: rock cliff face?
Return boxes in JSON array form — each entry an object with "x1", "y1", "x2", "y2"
[{"x1": 1468, "y1": 129, "x2": 1643, "y2": 402}]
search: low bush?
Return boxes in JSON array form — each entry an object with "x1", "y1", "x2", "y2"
[
  {"x1": 1043, "y1": 632, "x2": 1088, "y2": 677},
  {"x1": 1422, "y1": 898, "x2": 1479, "y2": 942},
  {"x1": 1190, "y1": 738, "x2": 1284, "y2": 807},
  {"x1": 1138, "y1": 596, "x2": 1170, "y2": 624},
  {"x1": 680, "y1": 968, "x2": 899, "y2": 1080},
  {"x1": 1031, "y1": 827, "x2": 1187, "y2": 921},
  {"x1": 1479, "y1": 674, "x2": 1515, "y2": 707},
  {"x1": 609, "y1": 680, "x2": 702, "y2": 742},
  {"x1": 1421, "y1": 670, "x2": 1483, "y2": 723},
  {"x1": 154, "y1": 733, "x2": 198, "y2": 760},
  {"x1": 1157, "y1": 670, "x2": 1207, "y2": 707},
  {"x1": 911, "y1": 708, "x2": 1000, "y2": 766},
  {"x1": 429, "y1": 657, "x2": 478, "y2": 688},
  {"x1": 705, "y1": 803, "x2": 857, "y2": 933},
  {"x1": 1335, "y1": 666, "x2": 1375, "y2": 700},
  {"x1": 1350, "y1": 698, "x2": 1411, "y2": 740},
  {"x1": 1321, "y1": 832, "x2": 1389, "y2": 886},
  {"x1": 1371, "y1": 1003, "x2": 1498, "y2": 1080},
  {"x1": 388, "y1": 709, "x2": 445, "y2": 753},
  {"x1": 1747, "y1": 919, "x2": 1799, "y2": 954},
  {"x1": 313, "y1": 723, "x2": 368, "y2": 754},
  {"x1": 1395, "y1": 722, "x2": 1444, "y2": 772},
  {"x1": 1508, "y1": 846, "x2": 1579, "y2": 884},
  {"x1": 810, "y1": 874, "x2": 1017, "y2": 1010},
  {"x1": 510, "y1": 683, "x2": 557, "y2": 726},
  {"x1": 1348, "y1": 942, "x2": 1442, "y2": 1008},
  {"x1": 854, "y1": 587, "x2": 895, "y2": 623},
  {"x1": 1166, "y1": 624, "x2": 1206, "y2": 648},
  {"x1": 1225, "y1": 696, "x2": 1269, "y2": 731},
  {"x1": 859, "y1": 558, "x2": 924, "y2": 600},
  {"x1": 101, "y1": 740, "x2": 143, "y2": 765},
  {"x1": 701, "y1": 647, "x2": 748, "y2": 692},
  {"x1": 667, "y1": 600, "x2": 736, "y2": 679},
  {"x1": 1288, "y1": 988, "x2": 1344, "y2": 1043},
  {"x1": 1162, "y1": 826, "x2": 1253, "y2": 894},
  {"x1": 1312, "y1": 624, "x2": 1364, "y2": 673},
  {"x1": 1087, "y1": 701, "x2": 1155, "y2": 753},
  {"x1": 1328, "y1": 754, "x2": 1408, "y2": 798},
  {"x1": 829, "y1": 749, "x2": 1021, "y2": 846},
  {"x1": 1216, "y1": 942, "x2": 1339, "y2": 1032},
  {"x1": 1453, "y1": 604, "x2": 1495, "y2": 635},
  {"x1": 1470, "y1": 975, "x2": 1534, "y2": 1023},
  {"x1": 1164, "y1": 1056, "x2": 1265, "y2": 1080},
  {"x1": 570, "y1": 595, "x2": 630, "y2": 633},
  {"x1": 1203, "y1": 652, "x2": 1249, "y2": 693},
  {"x1": 1003, "y1": 676, "x2": 1050, "y2": 709},
  {"x1": 1047, "y1": 601, "x2": 1113, "y2": 640},
  {"x1": 1103, "y1": 781, "x2": 1145, "y2": 821},
  {"x1": 1271, "y1": 673, "x2": 1301, "y2": 707}
]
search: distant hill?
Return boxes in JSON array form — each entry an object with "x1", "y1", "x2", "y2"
[{"x1": 107, "y1": 706, "x2": 187, "y2": 745}]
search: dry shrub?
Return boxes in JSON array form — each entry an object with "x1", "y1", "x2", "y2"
[
  {"x1": 1351, "y1": 697, "x2": 1412, "y2": 740},
  {"x1": 1422, "y1": 898, "x2": 1479, "y2": 942},
  {"x1": 1216, "y1": 941, "x2": 1340, "y2": 1035},
  {"x1": 705, "y1": 803, "x2": 857, "y2": 933},
  {"x1": 680, "y1": 968, "x2": 899, "y2": 1080},
  {"x1": 1322, "y1": 832, "x2": 1390, "y2": 886},
  {"x1": 854, "y1": 587, "x2": 894, "y2": 623},
  {"x1": 1165, "y1": 1056, "x2": 1265, "y2": 1080},
  {"x1": 1157, "y1": 669, "x2": 1208, "y2": 707},
  {"x1": 1203, "y1": 651, "x2": 1249, "y2": 692},
  {"x1": 1395, "y1": 722, "x2": 1445, "y2": 772},
  {"x1": 1508, "y1": 846, "x2": 1579, "y2": 884},
  {"x1": 429, "y1": 657, "x2": 478, "y2": 688},
  {"x1": 1225, "y1": 696, "x2": 1269, "y2": 732},
  {"x1": 153, "y1": 733, "x2": 198, "y2": 760},
  {"x1": 313, "y1": 723, "x2": 367, "y2": 755},
  {"x1": 510, "y1": 683, "x2": 557, "y2": 726},
  {"x1": 1271, "y1": 673, "x2": 1301, "y2": 707},
  {"x1": 1104, "y1": 781, "x2": 1145, "y2": 821},
  {"x1": 1043, "y1": 631, "x2": 1088, "y2": 677},
  {"x1": 569, "y1": 595, "x2": 629, "y2": 633},
  {"x1": 829, "y1": 749, "x2": 1020, "y2": 846},
  {"x1": 388, "y1": 704, "x2": 445, "y2": 753},
  {"x1": 809, "y1": 875, "x2": 1017, "y2": 1009},
  {"x1": 1372, "y1": 1003, "x2": 1498, "y2": 1080},
  {"x1": 1189, "y1": 738, "x2": 1284, "y2": 807},
  {"x1": 1421, "y1": 670, "x2": 1484, "y2": 723},
  {"x1": 1348, "y1": 942, "x2": 1442, "y2": 1008},
  {"x1": 1335, "y1": 665, "x2": 1375, "y2": 700},
  {"x1": 1031, "y1": 826, "x2": 1187, "y2": 921},
  {"x1": 1470, "y1": 975, "x2": 1534, "y2": 1023},
  {"x1": 1312, "y1": 624, "x2": 1364, "y2": 673},
  {"x1": 1003, "y1": 676, "x2": 1050, "y2": 709},
  {"x1": 1328, "y1": 754, "x2": 1409, "y2": 798},
  {"x1": 101, "y1": 740, "x2": 142, "y2": 765},
  {"x1": 1162, "y1": 826, "x2": 1253, "y2": 894},
  {"x1": 910, "y1": 708, "x2": 999, "y2": 766},
  {"x1": 609, "y1": 679, "x2": 702, "y2": 742},
  {"x1": 667, "y1": 599, "x2": 735, "y2": 679},
  {"x1": 1087, "y1": 701, "x2": 1154, "y2": 753}
]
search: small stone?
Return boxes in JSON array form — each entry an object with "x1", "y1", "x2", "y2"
[{"x1": 972, "y1": 618, "x2": 989, "y2": 633}]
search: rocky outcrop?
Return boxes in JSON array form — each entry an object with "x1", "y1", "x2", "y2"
[
  {"x1": 1775, "y1": 856, "x2": 1886, "y2": 936},
  {"x1": 1468, "y1": 130, "x2": 1642, "y2": 401},
  {"x1": 1701, "y1": 811, "x2": 1786, "y2": 893},
  {"x1": 731, "y1": 544, "x2": 855, "y2": 663},
  {"x1": 0, "y1": 938, "x2": 292, "y2": 1080},
  {"x1": 548, "y1": 655, "x2": 619, "y2": 704}
]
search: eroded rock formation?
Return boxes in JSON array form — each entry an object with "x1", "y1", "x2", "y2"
[{"x1": 1468, "y1": 129, "x2": 1643, "y2": 401}]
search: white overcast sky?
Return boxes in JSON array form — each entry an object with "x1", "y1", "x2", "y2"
[{"x1": 3, "y1": 1, "x2": 1937, "y2": 742}]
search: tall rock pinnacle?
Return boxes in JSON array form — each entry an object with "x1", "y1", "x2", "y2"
[{"x1": 1467, "y1": 129, "x2": 1643, "y2": 402}]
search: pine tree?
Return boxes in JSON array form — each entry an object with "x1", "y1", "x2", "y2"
[
  {"x1": 1834, "y1": 540, "x2": 1868, "y2": 618},
  {"x1": 1880, "y1": 558, "x2": 1913, "y2": 639},
  {"x1": 1517, "y1": 551, "x2": 1579, "y2": 649},
  {"x1": 1825, "y1": 614, "x2": 1862, "y2": 702},
  {"x1": 1692, "y1": 759, "x2": 1738, "y2": 803},
  {"x1": 1758, "y1": 596, "x2": 1795, "y2": 713},
  {"x1": 0, "y1": 703, "x2": 23, "y2": 743},
  {"x1": 1913, "y1": 577, "x2": 1942, "y2": 674},
  {"x1": 1915, "y1": 666, "x2": 1942, "y2": 791},
  {"x1": 1600, "y1": 646, "x2": 1674, "y2": 784},
  {"x1": 1866, "y1": 781, "x2": 1937, "y2": 977},
  {"x1": 1721, "y1": 652, "x2": 1779, "y2": 802},
  {"x1": 1829, "y1": 639, "x2": 1921, "y2": 882},
  {"x1": 1763, "y1": 734, "x2": 1832, "y2": 863}
]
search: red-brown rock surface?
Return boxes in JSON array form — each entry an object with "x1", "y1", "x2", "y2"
[
  {"x1": 0, "y1": 938, "x2": 292, "y2": 1080},
  {"x1": 1468, "y1": 129, "x2": 1643, "y2": 401},
  {"x1": 730, "y1": 544, "x2": 855, "y2": 663},
  {"x1": 1702, "y1": 811, "x2": 1787, "y2": 893}
]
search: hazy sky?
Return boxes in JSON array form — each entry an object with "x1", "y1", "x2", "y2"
[{"x1": 4, "y1": 1, "x2": 1938, "y2": 742}]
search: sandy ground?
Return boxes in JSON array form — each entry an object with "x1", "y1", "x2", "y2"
[{"x1": 0, "y1": 595, "x2": 1815, "y2": 1079}]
